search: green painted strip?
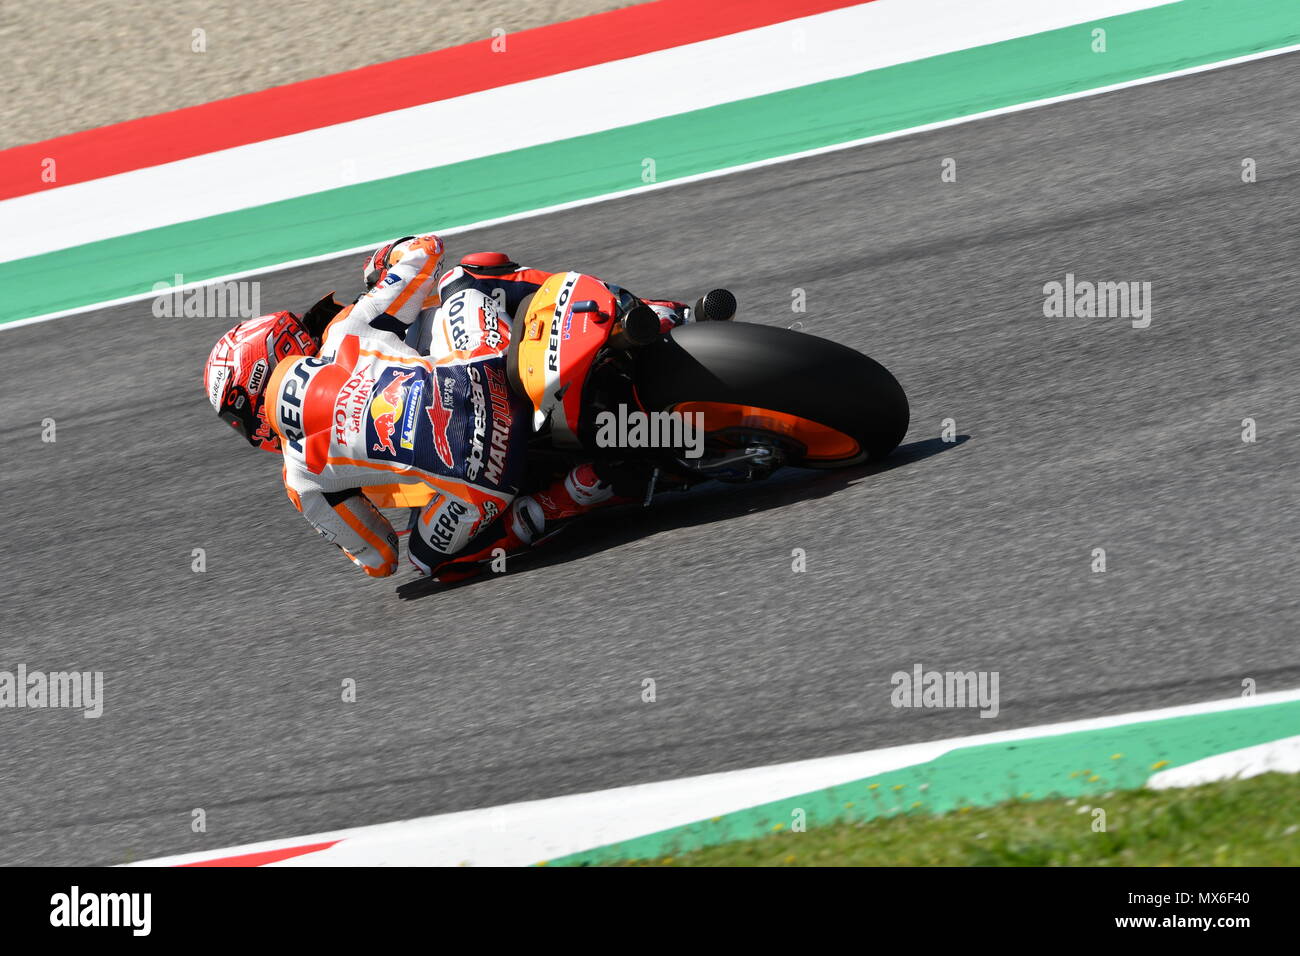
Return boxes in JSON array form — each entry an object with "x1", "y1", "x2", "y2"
[
  {"x1": 3, "y1": 0, "x2": 1297, "y2": 325},
  {"x1": 543, "y1": 700, "x2": 1300, "y2": 866}
]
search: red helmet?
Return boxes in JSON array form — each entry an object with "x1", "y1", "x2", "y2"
[
  {"x1": 204, "y1": 311, "x2": 318, "y2": 452},
  {"x1": 362, "y1": 235, "x2": 416, "y2": 290}
]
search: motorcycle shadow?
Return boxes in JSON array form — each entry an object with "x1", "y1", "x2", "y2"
[{"x1": 396, "y1": 435, "x2": 969, "y2": 600}]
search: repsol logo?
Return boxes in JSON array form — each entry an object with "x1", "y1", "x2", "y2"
[
  {"x1": 426, "y1": 499, "x2": 470, "y2": 553},
  {"x1": 548, "y1": 275, "x2": 578, "y2": 373},
  {"x1": 277, "y1": 357, "x2": 327, "y2": 451},
  {"x1": 447, "y1": 294, "x2": 472, "y2": 350}
]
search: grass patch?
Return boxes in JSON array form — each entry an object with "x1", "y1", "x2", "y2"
[{"x1": 620, "y1": 772, "x2": 1300, "y2": 866}]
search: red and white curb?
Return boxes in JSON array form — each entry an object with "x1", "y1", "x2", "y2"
[{"x1": 0, "y1": 0, "x2": 1170, "y2": 265}]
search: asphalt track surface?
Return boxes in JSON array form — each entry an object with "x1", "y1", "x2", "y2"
[{"x1": 3, "y1": 54, "x2": 1298, "y2": 866}]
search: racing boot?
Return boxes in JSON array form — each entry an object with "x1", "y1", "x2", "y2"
[{"x1": 426, "y1": 463, "x2": 635, "y2": 582}]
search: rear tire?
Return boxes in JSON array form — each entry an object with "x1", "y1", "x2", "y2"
[{"x1": 634, "y1": 322, "x2": 908, "y2": 464}]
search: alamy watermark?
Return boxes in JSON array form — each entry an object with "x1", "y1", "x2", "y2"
[
  {"x1": 50, "y1": 887, "x2": 150, "y2": 936},
  {"x1": 1042, "y1": 273, "x2": 1152, "y2": 329},
  {"x1": 890, "y1": 664, "x2": 999, "y2": 718},
  {"x1": 593, "y1": 405, "x2": 705, "y2": 459},
  {"x1": 0, "y1": 665, "x2": 103, "y2": 718},
  {"x1": 152, "y1": 274, "x2": 261, "y2": 319}
]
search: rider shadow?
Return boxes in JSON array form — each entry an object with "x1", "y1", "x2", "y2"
[{"x1": 395, "y1": 435, "x2": 969, "y2": 600}]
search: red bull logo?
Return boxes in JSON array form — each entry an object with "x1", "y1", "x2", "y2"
[{"x1": 370, "y1": 371, "x2": 415, "y2": 454}]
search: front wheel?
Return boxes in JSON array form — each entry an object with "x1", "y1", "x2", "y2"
[{"x1": 633, "y1": 322, "x2": 908, "y2": 469}]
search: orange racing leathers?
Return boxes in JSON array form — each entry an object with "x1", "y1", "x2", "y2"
[{"x1": 264, "y1": 235, "x2": 537, "y2": 577}]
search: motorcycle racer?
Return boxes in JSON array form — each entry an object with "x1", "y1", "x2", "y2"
[
  {"x1": 205, "y1": 234, "x2": 738, "y2": 580},
  {"x1": 258, "y1": 234, "x2": 535, "y2": 578},
  {"x1": 204, "y1": 235, "x2": 629, "y2": 579}
]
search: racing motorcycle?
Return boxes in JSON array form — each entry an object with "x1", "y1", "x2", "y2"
[
  {"x1": 367, "y1": 271, "x2": 908, "y2": 537},
  {"x1": 501, "y1": 272, "x2": 906, "y2": 490}
]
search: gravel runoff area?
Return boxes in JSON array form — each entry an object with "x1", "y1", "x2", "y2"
[{"x1": 0, "y1": 0, "x2": 641, "y2": 149}]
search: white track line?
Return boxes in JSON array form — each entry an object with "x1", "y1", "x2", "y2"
[{"x1": 125, "y1": 687, "x2": 1300, "y2": 866}]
